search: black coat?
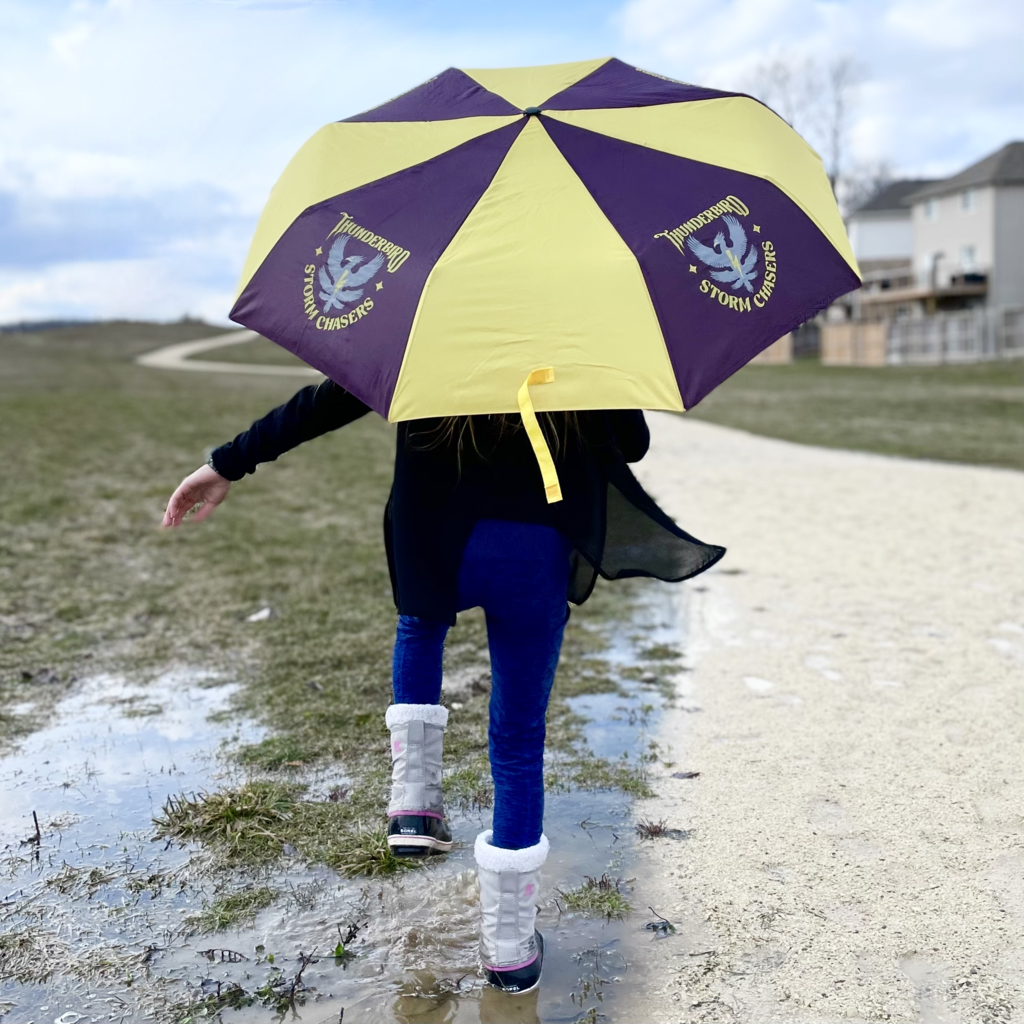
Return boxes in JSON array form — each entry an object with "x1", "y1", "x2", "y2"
[{"x1": 210, "y1": 381, "x2": 724, "y2": 624}]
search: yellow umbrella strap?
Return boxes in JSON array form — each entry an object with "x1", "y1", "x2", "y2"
[{"x1": 517, "y1": 368, "x2": 563, "y2": 504}]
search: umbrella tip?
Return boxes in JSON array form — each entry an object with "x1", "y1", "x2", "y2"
[{"x1": 523, "y1": 106, "x2": 542, "y2": 116}]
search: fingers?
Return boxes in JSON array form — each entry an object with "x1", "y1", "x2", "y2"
[
  {"x1": 162, "y1": 468, "x2": 231, "y2": 528},
  {"x1": 190, "y1": 496, "x2": 221, "y2": 523},
  {"x1": 163, "y1": 482, "x2": 201, "y2": 528},
  {"x1": 162, "y1": 487, "x2": 187, "y2": 528}
]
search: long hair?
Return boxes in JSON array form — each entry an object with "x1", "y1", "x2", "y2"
[{"x1": 408, "y1": 411, "x2": 582, "y2": 465}]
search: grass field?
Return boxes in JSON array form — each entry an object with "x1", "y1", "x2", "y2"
[
  {"x1": 0, "y1": 319, "x2": 656, "y2": 847},
  {"x1": 2, "y1": 319, "x2": 686, "y2": 1019},
  {"x1": 687, "y1": 358, "x2": 1023, "y2": 469},
  {"x1": 1, "y1": 321, "x2": 1018, "y2": 1017}
]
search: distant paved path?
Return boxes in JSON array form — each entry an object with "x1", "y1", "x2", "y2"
[
  {"x1": 136, "y1": 330, "x2": 321, "y2": 378},
  {"x1": 626, "y1": 414, "x2": 1023, "y2": 1024}
]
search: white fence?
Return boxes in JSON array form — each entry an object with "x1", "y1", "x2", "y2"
[{"x1": 887, "y1": 307, "x2": 1024, "y2": 365}]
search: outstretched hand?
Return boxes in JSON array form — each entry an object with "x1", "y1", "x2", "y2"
[{"x1": 162, "y1": 464, "x2": 231, "y2": 528}]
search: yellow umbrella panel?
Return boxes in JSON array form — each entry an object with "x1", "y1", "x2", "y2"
[{"x1": 231, "y1": 58, "x2": 860, "y2": 492}]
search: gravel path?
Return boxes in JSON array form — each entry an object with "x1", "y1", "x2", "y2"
[
  {"x1": 135, "y1": 330, "x2": 321, "y2": 377},
  {"x1": 624, "y1": 413, "x2": 1022, "y2": 1024}
]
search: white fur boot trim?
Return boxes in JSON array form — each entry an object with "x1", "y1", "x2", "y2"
[
  {"x1": 385, "y1": 703, "x2": 449, "y2": 729},
  {"x1": 386, "y1": 704, "x2": 447, "y2": 816},
  {"x1": 474, "y1": 830, "x2": 549, "y2": 873}
]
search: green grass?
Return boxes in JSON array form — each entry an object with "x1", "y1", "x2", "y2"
[
  {"x1": 2, "y1": 322, "x2": 1016, "y2": 1012},
  {"x1": 558, "y1": 874, "x2": 632, "y2": 919},
  {"x1": 686, "y1": 359, "x2": 1023, "y2": 469},
  {"x1": 154, "y1": 782, "x2": 300, "y2": 865},
  {"x1": 19, "y1": 324, "x2": 1009, "y2": 888},
  {"x1": 153, "y1": 781, "x2": 413, "y2": 877},
  {"x1": 0, "y1": 320, "x2": 657, "y2": 880},
  {"x1": 186, "y1": 885, "x2": 279, "y2": 933}
]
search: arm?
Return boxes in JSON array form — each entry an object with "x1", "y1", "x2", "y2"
[
  {"x1": 162, "y1": 380, "x2": 371, "y2": 527},
  {"x1": 605, "y1": 410, "x2": 650, "y2": 463},
  {"x1": 210, "y1": 379, "x2": 371, "y2": 480}
]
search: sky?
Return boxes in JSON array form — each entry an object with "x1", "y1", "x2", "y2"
[{"x1": 0, "y1": 0, "x2": 1020, "y2": 325}]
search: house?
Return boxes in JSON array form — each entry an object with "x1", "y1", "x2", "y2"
[
  {"x1": 840, "y1": 179, "x2": 935, "y2": 323},
  {"x1": 856, "y1": 141, "x2": 1024, "y2": 321},
  {"x1": 847, "y1": 179, "x2": 937, "y2": 275}
]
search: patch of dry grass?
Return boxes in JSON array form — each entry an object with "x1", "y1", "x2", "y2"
[{"x1": 558, "y1": 874, "x2": 632, "y2": 919}]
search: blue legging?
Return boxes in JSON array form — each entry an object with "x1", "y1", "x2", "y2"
[{"x1": 392, "y1": 518, "x2": 571, "y2": 850}]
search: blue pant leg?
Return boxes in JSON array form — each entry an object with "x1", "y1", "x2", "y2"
[
  {"x1": 458, "y1": 520, "x2": 571, "y2": 851},
  {"x1": 392, "y1": 615, "x2": 449, "y2": 705},
  {"x1": 486, "y1": 601, "x2": 568, "y2": 850}
]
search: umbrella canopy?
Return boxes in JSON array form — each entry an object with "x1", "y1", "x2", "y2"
[{"x1": 232, "y1": 57, "x2": 859, "y2": 426}]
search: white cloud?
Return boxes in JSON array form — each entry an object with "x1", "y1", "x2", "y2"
[
  {"x1": 0, "y1": 249, "x2": 238, "y2": 324},
  {"x1": 0, "y1": 1, "x2": 547, "y2": 207},
  {"x1": 883, "y1": 0, "x2": 1010, "y2": 51},
  {"x1": 0, "y1": 0, "x2": 544, "y2": 322},
  {"x1": 0, "y1": 183, "x2": 253, "y2": 267},
  {"x1": 0, "y1": 0, "x2": 1019, "y2": 324},
  {"x1": 615, "y1": 0, "x2": 1022, "y2": 173}
]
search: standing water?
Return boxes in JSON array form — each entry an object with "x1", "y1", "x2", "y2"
[{"x1": 0, "y1": 583, "x2": 689, "y2": 1023}]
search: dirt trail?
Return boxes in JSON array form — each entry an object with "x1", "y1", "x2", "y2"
[
  {"x1": 135, "y1": 329, "x2": 321, "y2": 377},
  {"x1": 625, "y1": 413, "x2": 1023, "y2": 1024}
]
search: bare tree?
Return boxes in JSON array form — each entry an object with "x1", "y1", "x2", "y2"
[
  {"x1": 819, "y1": 57, "x2": 861, "y2": 194},
  {"x1": 746, "y1": 57, "x2": 817, "y2": 135},
  {"x1": 746, "y1": 55, "x2": 865, "y2": 197},
  {"x1": 838, "y1": 160, "x2": 895, "y2": 217}
]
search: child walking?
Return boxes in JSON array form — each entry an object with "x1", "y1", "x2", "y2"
[{"x1": 163, "y1": 379, "x2": 722, "y2": 994}]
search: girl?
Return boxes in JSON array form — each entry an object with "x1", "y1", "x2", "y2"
[{"x1": 163, "y1": 379, "x2": 722, "y2": 994}]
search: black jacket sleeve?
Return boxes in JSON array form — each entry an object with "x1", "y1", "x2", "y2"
[
  {"x1": 209, "y1": 380, "x2": 371, "y2": 480},
  {"x1": 605, "y1": 410, "x2": 650, "y2": 463}
]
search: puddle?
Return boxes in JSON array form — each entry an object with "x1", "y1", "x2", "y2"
[
  {"x1": 0, "y1": 670, "x2": 265, "y2": 1021},
  {"x1": 0, "y1": 583, "x2": 687, "y2": 1023}
]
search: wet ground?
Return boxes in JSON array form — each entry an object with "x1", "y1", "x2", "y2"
[{"x1": 0, "y1": 583, "x2": 689, "y2": 1023}]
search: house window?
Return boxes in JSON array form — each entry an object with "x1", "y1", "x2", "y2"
[
  {"x1": 924, "y1": 198, "x2": 939, "y2": 221},
  {"x1": 961, "y1": 189, "x2": 977, "y2": 212},
  {"x1": 960, "y1": 245, "x2": 977, "y2": 271}
]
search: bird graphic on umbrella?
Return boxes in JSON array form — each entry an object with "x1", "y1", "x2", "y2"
[
  {"x1": 687, "y1": 215, "x2": 760, "y2": 293},
  {"x1": 318, "y1": 235, "x2": 385, "y2": 312}
]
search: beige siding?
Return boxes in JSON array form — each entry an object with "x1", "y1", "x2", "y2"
[
  {"x1": 911, "y1": 186, "x2": 995, "y2": 287},
  {"x1": 992, "y1": 186, "x2": 1024, "y2": 309}
]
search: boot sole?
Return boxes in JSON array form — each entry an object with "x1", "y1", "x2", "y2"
[
  {"x1": 388, "y1": 835, "x2": 453, "y2": 856},
  {"x1": 484, "y1": 932, "x2": 544, "y2": 994},
  {"x1": 485, "y1": 972, "x2": 541, "y2": 995}
]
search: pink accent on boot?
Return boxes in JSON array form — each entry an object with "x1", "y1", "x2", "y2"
[{"x1": 392, "y1": 739, "x2": 404, "y2": 754}]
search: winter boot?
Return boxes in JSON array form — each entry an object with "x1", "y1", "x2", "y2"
[
  {"x1": 474, "y1": 829, "x2": 548, "y2": 994},
  {"x1": 385, "y1": 703, "x2": 453, "y2": 857}
]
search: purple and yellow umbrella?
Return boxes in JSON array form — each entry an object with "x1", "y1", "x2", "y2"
[{"x1": 231, "y1": 58, "x2": 860, "y2": 500}]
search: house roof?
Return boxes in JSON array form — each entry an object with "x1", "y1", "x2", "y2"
[
  {"x1": 850, "y1": 179, "x2": 937, "y2": 216},
  {"x1": 905, "y1": 141, "x2": 1024, "y2": 202}
]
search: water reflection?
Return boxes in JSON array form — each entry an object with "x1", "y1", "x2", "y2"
[{"x1": 0, "y1": 583, "x2": 687, "y2": 1023}]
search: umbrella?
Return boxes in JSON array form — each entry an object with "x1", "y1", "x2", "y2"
[{"x1": 231, "y1": 58, "x2": 860, "y2": 500}]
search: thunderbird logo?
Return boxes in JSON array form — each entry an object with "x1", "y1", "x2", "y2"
[
  {"x1": 318, "y1": 235, "x2": 385, "y2": 313},
  {"x1": 687, "y1": 215, "x2": 759, "y2": 293}
]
